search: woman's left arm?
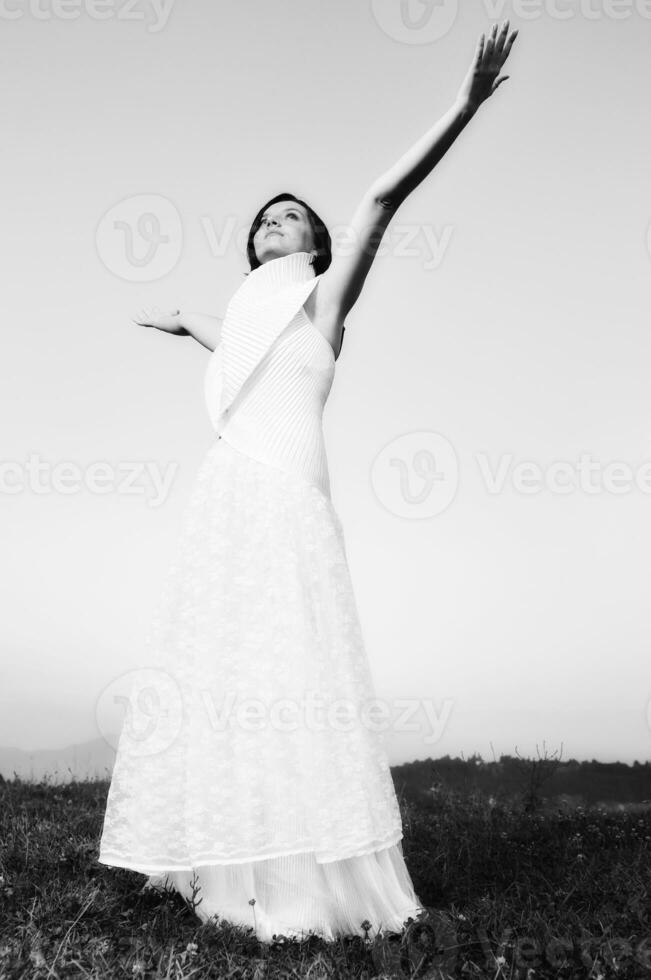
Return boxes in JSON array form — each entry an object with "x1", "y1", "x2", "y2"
[
  {"x1": 373, "y1": 20, "x2": 518, "y2": 209},
  {"x1": 314, "y1": 20, "x2": 518, "y2": 328}
]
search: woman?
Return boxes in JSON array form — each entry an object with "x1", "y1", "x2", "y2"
[{"x1": 98, "y1": 22, "x2": 518, "y2": 942}]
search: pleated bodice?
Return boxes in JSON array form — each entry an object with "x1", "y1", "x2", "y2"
[{"x1": 204, "y1": 251, "x2": 335, "y2": 498}]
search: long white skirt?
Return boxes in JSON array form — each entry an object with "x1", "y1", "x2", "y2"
[{"x1": 98, "y1": 437, "x2": 424, "y2": 942}]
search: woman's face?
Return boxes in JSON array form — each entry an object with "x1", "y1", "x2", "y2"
[{"x1": 253, "y1": 200, "x2": 316, "y2": 264}]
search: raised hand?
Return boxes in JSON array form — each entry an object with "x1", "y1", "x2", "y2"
[
  {"x1": 456, "y1": 20, "x2": 518, "y2": 113},
  {"x1": 132, "y1": 306, "x2": 188, "y2": 335}
]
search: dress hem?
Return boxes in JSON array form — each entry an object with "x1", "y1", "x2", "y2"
[{"x1": 97, "y1": 831, "x2": 404, "y2": 875}]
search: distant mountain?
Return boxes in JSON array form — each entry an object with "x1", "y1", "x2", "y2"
[{"x1": 0, "y1": 736, "x2": 119, "y2": 783}]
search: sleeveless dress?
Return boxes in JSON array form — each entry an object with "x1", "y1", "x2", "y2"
[{"x1": 98, "y1": 250, "x2": 425, "y2": 942}]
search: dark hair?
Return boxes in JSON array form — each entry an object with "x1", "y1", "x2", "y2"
[{"x1": 245, "y1": 192, "x2": 332, "y2": 276}]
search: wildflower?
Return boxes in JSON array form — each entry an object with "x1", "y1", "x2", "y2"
[{"x1": 186, "y1": 942, "x2": 198, "y2": 956}]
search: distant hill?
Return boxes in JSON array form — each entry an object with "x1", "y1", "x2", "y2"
[
  {"x1": 0, "y1": 737, "x2": 118, "y2": 783},
  {"x1": 2, "y1": 741, "x2": 650, "y2": 806},
  {"x1": 391, "y1": 754, "x2": 651, "y2": 808}
]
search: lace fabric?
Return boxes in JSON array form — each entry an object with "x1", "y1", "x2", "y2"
[
  {"x1": 98, "y1": 251, "x2": 425, "y2": 941},
  {"x1": 99, "y1": 440, "x2": 405, "y2": 867}
]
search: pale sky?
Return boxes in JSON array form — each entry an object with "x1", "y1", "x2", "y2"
[{"x1": 2, "y1": 0, "x2": 650, "y2": 768}]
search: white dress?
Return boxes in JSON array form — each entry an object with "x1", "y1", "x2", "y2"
[{"x1": 98, "y1": 250, "x2": 425, "y2": 942}]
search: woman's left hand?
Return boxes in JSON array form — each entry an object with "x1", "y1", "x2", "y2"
[{"x1": 455, "y1": 20, "x2": 518, "y2": 113}]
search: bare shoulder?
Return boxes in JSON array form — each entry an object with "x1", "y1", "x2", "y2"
[
  {"x1": 302, "y1": 193, "x2": 394, "y2": 359},
  {"x1": 303, "y1": 187, "x2": 395, "y2": 359}
]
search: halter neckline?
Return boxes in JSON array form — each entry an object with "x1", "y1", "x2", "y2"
[{"x1": 246, "y1": 250, "x2": 317, "y2": 293}]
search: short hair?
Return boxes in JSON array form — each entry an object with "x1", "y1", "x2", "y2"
[{"x1": 245, "y1": 192, "x2": 332, "y2": 276}]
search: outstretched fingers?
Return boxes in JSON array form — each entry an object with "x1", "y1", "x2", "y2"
[
  {"x1": 462, "y1": 21, "x2": 519, "y2": 108},
  {"x1": 475, "y1": 33, "x2": 484, "y2": 65},
  {"x1": 475, "y1": 31, "x2": 486, "y2": 65},
  {"x1": 501, "y1": 28, "x2": 519, "y2": 64},
  {"x1": 133, "y1": 305, "x2": 155, "y2": 326},
  {"x1": 484, "y1": 21, "x2": 499, "y2": 61},
  {"x1": 484, "y1": 20, "x2": 518, "y2": 70},
  {"x1": 493, "y1": 19, "x2": 510, "y2": 58}
]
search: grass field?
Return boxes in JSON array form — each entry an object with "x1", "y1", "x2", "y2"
[{"x1": 1, "y1": 774, "x2": 649, "y2": 979}]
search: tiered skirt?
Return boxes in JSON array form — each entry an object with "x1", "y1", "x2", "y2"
[{"x1": 98, "y1": 437, "x2": 424, "y2": 942}]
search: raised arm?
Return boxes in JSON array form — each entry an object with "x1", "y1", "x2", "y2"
[
  {"x1": 371, "y1": 21, "x2": 517, "y2": 207},
  {"x1": 132, "y1": 308, "x2": 223, "y2": 352},
  {"x1": 313, "y1": 20, "x2": 518, "y2": 329}
]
